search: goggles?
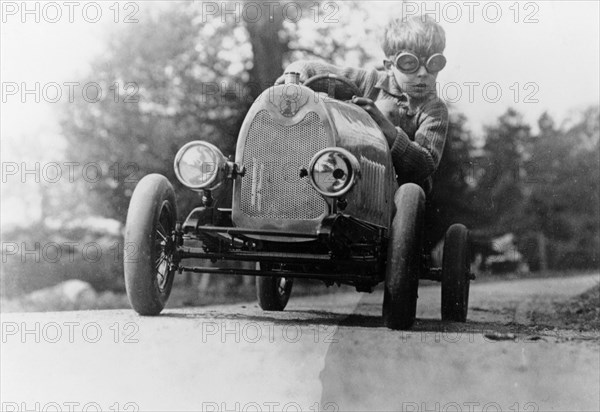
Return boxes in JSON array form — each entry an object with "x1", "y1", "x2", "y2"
[{"x1": 393, "y1": 52, "x2": 446, "y2": 74}]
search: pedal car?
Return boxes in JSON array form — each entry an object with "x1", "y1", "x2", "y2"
[{"x1": 124, "y1": 73, "x2": 473, "y2": 330}]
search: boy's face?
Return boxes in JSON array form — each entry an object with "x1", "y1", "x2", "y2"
[{"x1": 385, "y1": 52, "x2": 440, "y2": 100}]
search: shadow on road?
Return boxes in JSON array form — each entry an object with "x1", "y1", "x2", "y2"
[
  {"x1": 160, "y1": 303, "x2": 551, "y2": 334},
  {"x1": 314, "y1": 291, "x2": 573, "y2": 410}
]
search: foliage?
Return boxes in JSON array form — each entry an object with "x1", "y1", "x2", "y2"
[
  {"x1": 60, "y1": 4, "x2": 253, "y2": 221},
  {"x1": 474, "y1": 109, "x2": 531, "y2": 234},
  {"x1": 282, "y1": 1, "x2": 381, "y2": 67},
  {"x1": 521, "y1": 107, "x2": 599, "y2": 269},
  {"x1": 471, "y1": 106, "x2": 599, "y2": 270},
  {"x1": 426, "y1": 110, "x2": 478, "y2": 248},
  {"x1": 1, "y1": 226, "x2": 123, "y2": 297}
]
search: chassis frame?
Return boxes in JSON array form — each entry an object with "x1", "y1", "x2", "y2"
[{"x1": 169, "y1": 207, "x2": 450, "y2": 291}]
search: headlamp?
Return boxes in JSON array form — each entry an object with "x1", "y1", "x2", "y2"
[
  {"x1": 173, "y1": 141, "x2": 226, "y2": 190},
  {"x1": 309, "y1": 148, "x2": 360, "y2": 198}
]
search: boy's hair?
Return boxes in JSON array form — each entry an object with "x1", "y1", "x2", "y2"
[{"x1": 382, "y1": 15, "x2": 446, "y2": 58}]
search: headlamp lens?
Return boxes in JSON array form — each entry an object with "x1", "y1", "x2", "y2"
[
  {"x1": 309, "y1": 148, "x2": 360, "y2": 197},
  {"x1": 174, "y1": 141, "x2": 224, "y2": 189}
]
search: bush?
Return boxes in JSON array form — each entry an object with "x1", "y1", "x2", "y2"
[{"x1": 1, "y1": 225, "x2": 124, "y2": 298}]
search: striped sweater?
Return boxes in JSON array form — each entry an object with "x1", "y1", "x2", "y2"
[{"x1": 282, "y1": 60, "x2": 449, "y2": 193}]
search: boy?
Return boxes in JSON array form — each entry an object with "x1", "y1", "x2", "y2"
[{"x1": 278, "y1": 15, "x2": 448, "y2": 194}]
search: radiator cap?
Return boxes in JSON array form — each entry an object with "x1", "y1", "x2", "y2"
[{"x1": 284, "y1": 72, "x2": 300, "y2": 85}]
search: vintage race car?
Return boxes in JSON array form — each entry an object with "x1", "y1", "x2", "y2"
[{"x1": 124, "y1": 73, "x2": 473, "y2": 330}]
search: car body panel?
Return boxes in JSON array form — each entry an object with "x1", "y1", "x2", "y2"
[
  {"x1": 321, "y1": 100, "x2": 396, "y2": 229},
  {"x1": 232, "y1": 84, "x2": 395, "y2": 241}
]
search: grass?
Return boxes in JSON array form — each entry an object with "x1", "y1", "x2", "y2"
[{"x1": 554, "y1": 282, "x2": 600, "y2": 332}]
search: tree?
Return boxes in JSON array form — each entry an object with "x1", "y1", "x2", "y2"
[
  {"x1": 474, "y1": 108, "x2": 532, "y2": 235},
  {"x1": 426, "y1": 110, "x2": 479, "y2": 248},
  {"x1": 521, "y1": 107, "x2": 599, "y2": 269},
  {"x1": 282, "y1": 1, "x2": 379, "y2": 67},
  {"x1": 61, "y1": 4, "x2": 257, "y2": 221},
  {"x1": 59, "y1": 2, "x2": 377, "y2": 223}
]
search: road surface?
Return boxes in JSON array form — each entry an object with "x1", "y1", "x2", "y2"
[{"x1": 1, "y1": 274, "x2": 599, "y2": 411}]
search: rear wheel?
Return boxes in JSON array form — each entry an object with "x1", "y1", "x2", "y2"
[
  {"x1": 256, "y1": 263, "x2": 293, "y2": 311},
  {"x1": 441, "y1": 224, "x2": 471, "y2": 322},
  {"x1": 383, "y1": 184, "x2": 425, "y2": 330},
  {"x1": 124, "y1": 174, "x2": 177, "y2": 315}
]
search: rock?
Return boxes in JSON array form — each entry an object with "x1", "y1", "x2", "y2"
[
  {"x1": 24, "y1": 280, "x2": 97, "y2": 311},
  {"x1": 484, "y1": 332, "x2": 517, "y2": 341}
]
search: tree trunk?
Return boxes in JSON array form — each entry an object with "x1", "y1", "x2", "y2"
[
  {"x1": 538, "y1": 232, "x2": 548, "y2": 272},
  {"x1": 245, "y1": 2, "x2": 287, "y2": 100}
]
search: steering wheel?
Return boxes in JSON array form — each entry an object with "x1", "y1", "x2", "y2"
[{"x1": 303, "y1": 74, "x2": 361, "y2": 101}]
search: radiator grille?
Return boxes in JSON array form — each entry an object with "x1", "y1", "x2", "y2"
[
  {"x1": 240, "y1": 110, "x2": 328, "y2": 220},
  {"x1": 360, "y1": 155, "x2": 386, "y2": 220}
]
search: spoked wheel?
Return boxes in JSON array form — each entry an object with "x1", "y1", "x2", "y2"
[
  {"x1": 256, "y1": 263, "x2": 293, "y2": 311},
  {"x1": 383, "y1": 183, "x2": 425, "y2": 330},
  {"x1": 441, "y1": 224, "x2": 471, "y2": 322},
  {"x1": 124, "y1": 174, "x2": 178, "y2": 315},
  {"x1": 155, "y1": 208, "x2": 176, "y2": 294}
]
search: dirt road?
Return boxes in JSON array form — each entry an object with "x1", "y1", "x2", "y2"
[{"x1": 1, "y1": 274, "x2": 598, "y2": 411}]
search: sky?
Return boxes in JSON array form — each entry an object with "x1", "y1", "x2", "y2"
[{"x1": 1, "y1": 0, "x2": 599, "y2": 226}]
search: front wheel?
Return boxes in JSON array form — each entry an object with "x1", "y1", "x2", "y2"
[
  {"x1": 441, "y1": 224, "x2": 471, "y2": 322},
  {"x1": 124, "y1": 174, "x2": 177, "y2": 315},
  {"x1": 256, "y1": 263, "x2": 293, "y2": 311},
  {"x1": 383, "y1": 184, "x2": 425, "y2": 330}
]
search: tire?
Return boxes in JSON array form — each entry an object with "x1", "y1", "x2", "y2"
[
  {"x1": 383, "y1": 183, "x2": 425, "y2": 330},
  {"x1": 256, "y1": 263, "x2": 293, "y2": 311},
  {"x1": 441, "y1": 224, "x2": 471, "y2": 322},
  {"x1": 124, "y1": 174, "x2": 178, "y2": 315}
]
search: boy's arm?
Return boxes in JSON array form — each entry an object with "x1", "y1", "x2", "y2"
[
  {"x1": 278, "y1": 61, "x2": 448, "y2": 182},
  {"x1": 276, "y1": 60, "x2": 379, "y2": 96},
  {"x1": 390, "y1": 100, "x2": 448, "y2": 183}
]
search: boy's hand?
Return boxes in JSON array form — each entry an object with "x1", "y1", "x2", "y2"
[{"x1": 351, "y1": 96, "x2": 397, "y2": 144}]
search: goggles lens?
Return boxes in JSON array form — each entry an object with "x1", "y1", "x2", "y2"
[{"x1": 395, "y1": 53, "x2": 446, "y2": 74}]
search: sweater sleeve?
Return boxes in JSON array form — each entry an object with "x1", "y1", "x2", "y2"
[
  {"x1": 280, "y1": 60, "x2": 379, "y2": 97},
  {"x1": 390, "y1": 99, "x2": 448, "y2": 183}
]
